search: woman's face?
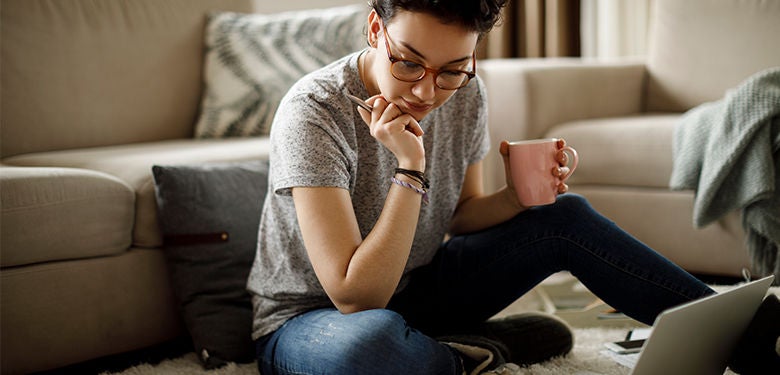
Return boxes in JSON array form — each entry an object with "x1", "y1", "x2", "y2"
[{"x1": 366, "y1": 10, "x2": 479, "y2": 121}]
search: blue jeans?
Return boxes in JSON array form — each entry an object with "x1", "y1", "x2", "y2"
[{"x1": 256, "y1": 194, "x2": 714, "y2": 374}]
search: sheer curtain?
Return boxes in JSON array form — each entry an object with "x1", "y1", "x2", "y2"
[{"x1": 580, "y1": 0, "x2": 652, "y2": 58}]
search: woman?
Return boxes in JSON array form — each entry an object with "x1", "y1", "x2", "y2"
[{"x1": 247, "y1": 1, "x2": 719, "y2": 373}]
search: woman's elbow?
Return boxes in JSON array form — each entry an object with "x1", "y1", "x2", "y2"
[{"x1": 328, "y1": 289, "x2": 388, "y2": 314}]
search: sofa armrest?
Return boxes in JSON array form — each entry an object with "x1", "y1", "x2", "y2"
[
  {"x1": 478, "y1": 57, "x2": 647, "y2": 140},
  {"x1": 477, "y1": 58, "x2": 647, "y2": 193}
]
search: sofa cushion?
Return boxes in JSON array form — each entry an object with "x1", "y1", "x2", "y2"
[
  {"x1": 0, "y1": 166, "x2": 134, "y2": 267},
  {"x1": 545, "y1": 114, "x2": 679, "y2": 189},
  {"x1": 1, "y1": 248, "x2": 182, "y2": 374},
  {"x1": 646, "y1": 0, "x2": 780, "y2": 112},
  {"x1": 193, "y1": 4, "x2": 367, "y2": 138},
  {"x1": 152, "y1": 160, "x2": 269, "y2": 368},
  {"x1": 2, "y1": 138, "x2": 271, "y2": 248}
]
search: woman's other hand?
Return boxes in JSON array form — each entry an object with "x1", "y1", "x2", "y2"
[{"x1": 554, "y1": 138, "x2": 570, "y2": 194}]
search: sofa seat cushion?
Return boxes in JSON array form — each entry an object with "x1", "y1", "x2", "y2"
[
  {"x1": 545, "y1": 114, "x2": 680, "y2": 189},
  {"x1": 1, "y1": 247, "x2": 182, "y2": 374},
  {"x1": 2, "y1": 138, "x2": 271, "y2": 248},
  {"x1": 0, "y1": 166, "x2": 134, "y2": 267}
]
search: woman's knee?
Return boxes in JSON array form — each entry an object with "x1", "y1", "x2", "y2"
[
  {"x1": 510, "y1": 193, "x2": 592, "y2": 226},
  {"x1": 554, "y1": 193, "x2": 590, "y2": 212},
  {"x1": 540, "y1": 193, "x2": 600, "y2": 224},
  {"x1": 266, "y1": 308, "x2": 458, "y2": 374},
  {"x1": 336, "y1": 308, "x2": 409, "y2": 350},
  {"x1": 287, "y1": 309, "x2": 409, "y2": 357},
  {"x1": 334, "y1": 309, "x2": 457, "y2": 372}
]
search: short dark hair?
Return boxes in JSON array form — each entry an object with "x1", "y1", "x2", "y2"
[{"x1": 369, "y1": 0, "x2": 508, "y2": 37}]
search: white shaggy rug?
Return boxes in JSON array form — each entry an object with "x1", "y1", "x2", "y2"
[
  {"x1": 103, "y1": 276, "x2": 773, "y2": 375},
  {"x1": 102, "y1": 327, "x2": 633, "y2": 375}
]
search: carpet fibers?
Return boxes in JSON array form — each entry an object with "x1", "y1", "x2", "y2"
[
  {"x1": 99, "y1": 277, "x2": 770, "y2": 374},
  {"x1": 103, "y1": 327, "x2": 636, "y2": 375}
]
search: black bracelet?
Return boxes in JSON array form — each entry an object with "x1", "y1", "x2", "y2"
[{"x1": 394, "y1": 168, "x2": 430, "y2": 189}]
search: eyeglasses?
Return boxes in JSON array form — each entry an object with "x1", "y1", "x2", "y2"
[{"x1": 382, "y1": 23, "x2": 476, "y2": 90}]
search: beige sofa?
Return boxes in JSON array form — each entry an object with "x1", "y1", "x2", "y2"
[
  {"x1": 0, "y1": 0, "x2": 361, "y2": 373},
  {"x1": 478, "y1": 0, "x2": 779, "y2": 278},
  {"x1": 1, "y1": 0, "x2": 776, "y2": 373}
]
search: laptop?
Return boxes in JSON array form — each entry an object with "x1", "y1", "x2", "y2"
[{"x1": 625, "y1": 275, "x2": 775, "y2": 375}]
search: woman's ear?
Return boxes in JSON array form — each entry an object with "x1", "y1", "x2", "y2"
[{"x1": 366, "y1": 10, "x2": 381, "y2": 48}]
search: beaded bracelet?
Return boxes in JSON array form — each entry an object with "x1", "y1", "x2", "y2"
[
  {"x1": 391, "y1": 177, "x2": 429, "y2": 205},
  {"x1": 394, "y1": 168, "x2": 430, "y2": 189}
]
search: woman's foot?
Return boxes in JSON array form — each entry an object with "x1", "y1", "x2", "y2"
[
  {"x1": 477, "y1": 312, "x2": 574, "y2": 365},
  {"x1": 439, "y1": 335, "x2": 509, "y2": 375},
  {"x1": 439, "y1": 312, "x2": 573, "y2": 374}
]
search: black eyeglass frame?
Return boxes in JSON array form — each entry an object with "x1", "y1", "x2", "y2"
[{"x1": 381, "y1": 23, "x2": 476, "y2": 90}]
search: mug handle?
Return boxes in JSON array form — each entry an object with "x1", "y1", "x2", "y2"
[{"x1": 559, "y1": 146, "x2": 578, "y2": 181}]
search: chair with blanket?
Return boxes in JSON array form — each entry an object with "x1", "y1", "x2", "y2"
[{"x1": 476, "y1": 0, "x2": 780, "y2": 280}]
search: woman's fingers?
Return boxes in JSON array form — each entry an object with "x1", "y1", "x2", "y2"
[
  {"x1": 499, "y1": 140, "x2": 510, "y2": 157},
  {"x1": 551, "y1": 166, "x2": 570, "y2": 178},
  {"x1": 403, "y1": 117, "x2": 424, "y2": 137},
  {"x1": 358, "y1": 96, "x2": 425, "y2": 166},
  {"x1": 364, "y1": 97, "x2": 423, "y2": 137},
  {"x1": 369, "y1": 96, "x2": 388, "y2": 130},
  {"x1": 357, "y1": 106, "x2": 371, "y2": 125},
  {"x1": 554, "y1": 138, "x2": 573, "y2": 195},
  {"x1": 357, "y1": 95, "x2": 382, "y2": 127},
  {"x1": 555, "y1": 149, "x2": 569, "y2": 166}
]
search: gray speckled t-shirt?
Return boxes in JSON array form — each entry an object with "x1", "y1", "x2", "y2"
[{"x1": 247, "y1": 49, "x2": 490, "y2": 340}]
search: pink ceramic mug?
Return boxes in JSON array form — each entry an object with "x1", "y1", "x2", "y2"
[{"x1": 508, "y1": 138, "x2": 579, "y2": 206}]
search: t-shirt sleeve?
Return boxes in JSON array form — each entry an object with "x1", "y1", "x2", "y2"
[
  {"x1": 270, "y1": 91, "x2": 353, "y2": 196},
  {"x1": 468, "y1": 77, "x2": 491, "y2": 165}
]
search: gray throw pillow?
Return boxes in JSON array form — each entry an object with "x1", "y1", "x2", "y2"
[
  {"x1": 151, "y1": 160, "x2": 269, "y2": 369},
  {"x1": 193, "y1": 4, "x2": 368, "y2": 138}
]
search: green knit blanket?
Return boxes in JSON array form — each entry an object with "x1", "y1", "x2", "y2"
[{"x1": 670, "y1": 67, "x2": 780, "y2": 282}]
